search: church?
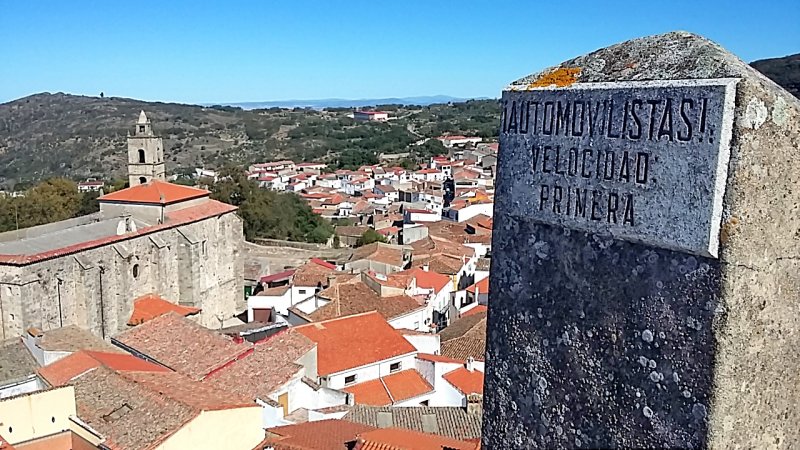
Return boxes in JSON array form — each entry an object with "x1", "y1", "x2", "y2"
[{"x1": 0, "y1": 111, "x2": 244, "y2": 339}]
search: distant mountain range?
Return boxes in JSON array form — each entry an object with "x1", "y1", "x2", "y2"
[{"x1": 209, "y1": 95, "x2": 485, "y2": 110}]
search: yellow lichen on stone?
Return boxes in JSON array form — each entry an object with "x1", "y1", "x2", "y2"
[{"x1": 527, "y1": 67, "x2": 581, "y2": 89}]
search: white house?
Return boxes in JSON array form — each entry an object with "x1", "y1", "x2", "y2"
[
  {"x1": 295, "y1": 312, "x2": 433, "y2": 407},
  {"x1": 404, "y1": 208, "x2": 441, "y2": 224},
  {"x1": 415, "y1": 354, "x2": 484, "y2": 407},
  {"x1": 443, "y1": 202, "x2": 494, "y2": 222},
  {"x1": 437, "y1": 135, "x2": 482, "y2": 147}
]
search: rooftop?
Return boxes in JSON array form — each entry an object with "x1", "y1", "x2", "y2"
[
  {"x1": 34, "y1": 325, "x2": 120, "y2": 353},
  {"x1": 349, "y1": 242, "x2": 406, "y2": 268},
  {"x1": 128, "y1": 293, "x2": 201, "y2": 326},
  {"x1": 394, "y1": 267, "x2": 451, "y2": 293},
  {"x1": 0, "y1": 200, "x2": 236, "y2": 265},
  {"x1": 72, "y1": 367, "x2": 253, "y2": 450},
  {"x1": 0, "y1": 214, "x2": 148, "y2": 257},
  {"x1": 293, "y1": 258, "x2": 337, "y2": 287},
  {"x1": 260, "y1": 269, "x2": 296, "y2": 284},
  {"x1": 204, "y1": 329, "x2": 315, "y2": 401},
  {"x1": 313, "y1": 279, "x2": 423, "y2": 322},
  {"x1": 465, "y1": 277, "x2": 489, "y2": 294},
  {"x1": 354, "y1": 428, "x2": 479, "y2": 450},
  {"x1": 263, "y1": 419, "x2": 375, "y2": 450},
  {"x1": 0, "y1": 338, "x2": 38, "y2": 385},
  {"x1": 344, "y1": 405, "x2": 483, "y2": 441},
  {"x1": 114, "y1": 312, "x2": 250, "y2": 381},
  {"x1": 442, "y1": 367, "x2": 484, "y2": 395},
  {"x1": 439, "y1": 312, "x2": 487, "y2": 362},
  {"x1": 37, "y1": 350, "x2": 169, "y2": 387},
  {"x1": 295, "y1": 312, "x2": 416, "y2": 376},
  {"x1": 98, "y1": 180, "x2": 209, "y2": 205},
  {"x1": 344, "y1": 369, "x2": 433, "y2": 406}
]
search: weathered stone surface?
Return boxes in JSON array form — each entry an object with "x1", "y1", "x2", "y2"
[
  {"x1": 483, "y1": 31, "x2": 800, "y2": 449},
  {"x1": 501, "y1": 79, "x2": 737, "y2": 257}
]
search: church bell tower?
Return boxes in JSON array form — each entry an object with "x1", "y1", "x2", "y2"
[{"x1": 127, "y1": 110, "x2": 166, "y2": 186}]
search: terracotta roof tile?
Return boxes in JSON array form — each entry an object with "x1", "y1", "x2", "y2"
[
  {"x1": 263, "y1": 419, "x2": 375, "y2": 450},
  {"x1": 354, "y1": 428, "x2": 479, "y2": 450},
  {"x1": 394, "y1": 267, "x2": 451, "y2": 293},
  {"x1": 128, "y1": 294, "x2": 201, "y2": 326},
  {"x1": 36, "y1": 325, "x2": 121, "y2": 353},
  {"x1": 344, "y1": 369, "x2": 433, "y2": 406},
  {"x1": 99, "y1": 180, "x2": 209, "y2": 205},
  {"x1": 260, "y1": 269, "x2": 296, "y2": 283},
  {"x1": 465, "y1": 277, "x2": 489, "y2": 294},
  {"x1": 38, "y1": 350, "x2": 169, "y2": 387},
  {"x1": 204, "y1": 329, "x2": 315, "y2": 400},
  {"x1": 114, "y1": 312, "x2": 250, "y2": 381},
  {"x1": 0, "y1": 338, "x2": 39, "y2": 384},
  {"x1": 349, "y1": 243, "x2": 406, "y2": 268},
  {"x1": 460, "y1": 305, "x2": 487, "y2": 318},
  {"x1": 295, "y1": 312, "x2": 416, "y2": 376},
  {"x1": 345, "y1": 406, "x2": 482, "y2": 441},
  {"x1": 292, "y1": 258, "x2": 337, "y2": 287},
  {"x1": 439, "y1": 312, "x2": 487, "y2": 362},
  {"x1": 312, "y1": 280, "x2": 423, "y2": 322},
  {"x1": 443, "y1": 367, "x2": 484, "y2": 395}
]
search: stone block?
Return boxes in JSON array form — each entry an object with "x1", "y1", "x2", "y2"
[{"x1": 483, "y1": 31, "x2": 800, "y2": 449}]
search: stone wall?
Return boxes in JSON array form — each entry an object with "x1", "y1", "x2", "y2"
[
  {"x1": 483, "y1": 32, "x2": 800, "y2": 449},
  {"x1": 0, "y1": 211, "x2": 243, "y2": 339}
]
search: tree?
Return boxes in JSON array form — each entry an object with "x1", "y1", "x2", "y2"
[
  {"x1": 209, "y1": 166, "x2": 334, "y2": 243},
  {"x1": 356, "y1": 229, "x2": 386, "y2": 247}
]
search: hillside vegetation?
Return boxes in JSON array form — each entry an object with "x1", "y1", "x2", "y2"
[
  {"x1": 751, "y1": 53, "x2": 800, "y2": 99},
  {"x1": 0, "y1": 93, "x2": 499, "y2": 187}
]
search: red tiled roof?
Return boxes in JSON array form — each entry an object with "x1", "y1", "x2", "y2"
[
  {"x1": 416, "y1": 353, "x2": 464, "y2": 364},
  {"x1": 114, "y1": 312, "x2": 251, "y2": 381},
  {"x1": 395, "y1": 267, "x2": 450, "y2": 293},
  {"x1": 461, "y1": 305, "x2": 487, "y2": 318},
  {"x1": 465, "y1": 277, "x2": 489, "y2": 294},
  {"x1": 128, "y1": 294, "x2": 200, "y2": 326},
  {"x1": 0, "y1": 199, "x2": 236, "y2": 266},
  {"x1": 292, "y1": 258, "x2": 336, "y2": 287},
  {"x1": 295, "y1": 312, "x2": 416, "y2": 376},
  {"x1": 354, "y1": 428, "x2": 479, "y2": 450},
  {"x1": 99, "y1": 180, "x2": 208, "y2": 205},
  {"x1": 260, "y1": 269, "x2": 296, "y2": 283},
  {"x1": 38, "y1": 350, "x2": 169, "y2": 387},
  {"x1": 204, "y1": 329, "x2": 314, "y2": 401},
  {"x1": 264, "y1": 419, "x2": 375, "y2": 450},
  {"x1": 443, "y1": 367, "x2": 484, "y2": 395},
  {"x1": 344, "y1": 370, "x2": 433, "y2": 406}
]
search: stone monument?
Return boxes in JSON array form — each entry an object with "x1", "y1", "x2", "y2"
[{"x1": 483, "y1": 32, "x2": 800, "y2": 449}]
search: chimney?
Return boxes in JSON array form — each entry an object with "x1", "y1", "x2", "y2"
[
  {"x1": 466, "y1": 393, "x2": 483, "y2": 416},
  {"x1": 422, "y1": 264, "x2": 429, "y2": 272},
  {"x1": 466, "y1": 356, "x2": 475, "y2": 372}
]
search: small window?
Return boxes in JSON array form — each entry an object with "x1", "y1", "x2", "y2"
[
  {"x1": 390, "y1": 362, "x2": 401, "y2": 373},
  {"x1": 132, "y1": 264, "x2": 140, "y2": 279},
  {"x1": 138, "y1": 149, "x2": 146, "y2": 163},
  {"x1": 298, "y1": 289, "x2": 307, "y2": 294},
  {"x1": 139, "y1": 177, "x2": 147, "y2": 185},
  {"x1": 344, "y1": 374, "x2": 357, "y2": 385},
  {"x1": 138, "y1": 125, "x2": 145, "y2": 133}
]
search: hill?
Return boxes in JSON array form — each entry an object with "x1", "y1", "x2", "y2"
[
  {"x1": 0, "y1": 93, "x2": 499, "y2": 187},
  {"x1": 751, "y1": 53, "x2": 800, "y2": 99},
  {"x1": 219, "y1": 95, "x2": 475, "y2": 109}
]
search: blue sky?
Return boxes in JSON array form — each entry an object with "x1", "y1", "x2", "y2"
[{"x1": 1, "y1": 0, "x2": 798, "y2": 104}]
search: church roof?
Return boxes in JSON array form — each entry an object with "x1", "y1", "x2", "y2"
[
  {"x1": 99, "y1": 180, "x2": 209, "y2": 205},
  {"x1": 138, "y1": 110, "x2": 149, "y2": 123},
  {"x1": 0, "y1": 200, "x2": 236, "y2": 266}
]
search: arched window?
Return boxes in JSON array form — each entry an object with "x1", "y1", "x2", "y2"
[
  {"x1": 138, "y1": 149, "x2": 146, "y2": 163},
  {"x1": 139, "y1": 177, "x2": 147, "y2": 185}
]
